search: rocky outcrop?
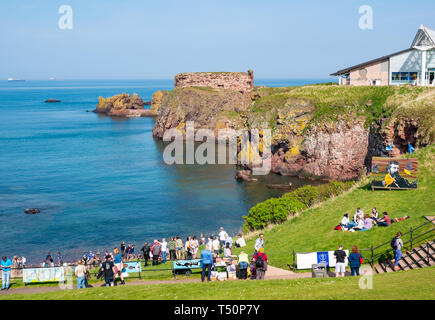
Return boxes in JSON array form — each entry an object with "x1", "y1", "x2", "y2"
[
  {"x1": 94, "y1": 93, "x2": 157, "y2": 117},
  {"x1": 152, "y1": 87, "x2": 248, "y2": 139},
  {"x1": 150, "y1": 91, "x2": 168, "y2": 115},
  {"x1": 270, "y1": 119, "x2": 369, "y2": 180}
]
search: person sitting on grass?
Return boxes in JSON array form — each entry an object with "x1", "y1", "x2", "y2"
[
  {"x1": 354, "y1": 208, "x2": 364, "y2": 222},
  {"x1": 361, "y1": 214, "x2": 373, "y2": 231},
  {"x1": 349, "y1": 216, "x2": 364, "y2": 232},
  {"x1": 392, "y1": 216, "x2": 410, "y2": 223},
  {"x1": 340, "y1": 213, "x2": 351, "y2": 230},
  {"x1": 378, "y1": 212, "x2": 392, "y2": 227},
  {"x1": 370, "y1": 207, "x2": 379, "y2": 223},
  {"x1": 235, "y1": 233, "x2": 246, "y2": 248}
]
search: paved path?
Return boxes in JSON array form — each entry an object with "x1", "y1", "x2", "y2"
[
  {"x1": 425, "y1": 216, "x2": 435, "y2": 224},
  {"x1": 0, "y1": 266, "x2": 312, "y2": 296}
]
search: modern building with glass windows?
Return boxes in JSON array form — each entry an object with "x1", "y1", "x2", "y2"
[{"x1": 331, "y1": 25, "x2": 435, "y2": 86}]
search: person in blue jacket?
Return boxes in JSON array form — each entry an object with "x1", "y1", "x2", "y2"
[
  {"x1": 348, "y1": 246, "x2": 363, "y2": 276},
  {"x1": 200, "y1": 245, "x2": 214, "y2": 282}
]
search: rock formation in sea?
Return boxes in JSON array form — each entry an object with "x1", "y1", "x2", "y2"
[
  {"x1": 94, "y1": 93, "x2": 157, "y2": 117},
  {"x1": 151, "y1": 72, "x2": 435, "y2": 180}
]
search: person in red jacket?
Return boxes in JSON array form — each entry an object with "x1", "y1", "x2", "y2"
[{"x1": 253, "y1": 248, "x2": 268, "y2": 280}]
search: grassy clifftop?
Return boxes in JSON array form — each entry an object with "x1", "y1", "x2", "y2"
[
  {"x1": 233, "y1": 145, "x2": 435, "y2": 269},
  {"x1": 249, "y1": 85, "x2": 435, "y2": 139}
]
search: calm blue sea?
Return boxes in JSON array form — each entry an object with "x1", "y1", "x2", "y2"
[{"x1": 0, "y1": 79, "x2": 330, "y2": 263}]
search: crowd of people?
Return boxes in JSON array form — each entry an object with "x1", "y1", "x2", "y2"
[
  {"x1": 0, "y1": 219, "x2": 407, "y2": 290},
  {"x1": 336, "y1": 207, "x2": 410, "y2": 232},
  {"x1": 199, "y1": 232, "x2": 267, "y2": 282}
]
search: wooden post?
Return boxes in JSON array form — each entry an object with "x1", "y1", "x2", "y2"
[{"x1": 410, "y1": 227, "x2": 413, "y2": 250}]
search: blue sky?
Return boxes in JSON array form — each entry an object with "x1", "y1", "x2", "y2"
[{"x1": 0, "y1": 0, "x2": 434, "y2": 80}]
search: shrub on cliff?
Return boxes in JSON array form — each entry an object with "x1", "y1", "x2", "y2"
[
  {"x1": 242, "y1": 181, "x2": 355, "y2": 231},
  {"x1": 285, "y1": 185, "x2": 320, "y2": 206}
]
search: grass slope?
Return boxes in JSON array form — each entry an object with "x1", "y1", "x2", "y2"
[
  {"x1": 235, "y1": 145, "x2": 435, "y2": 269},
  {"x1": 2, "y1": 267, "x2": 434, "y2": 300}
]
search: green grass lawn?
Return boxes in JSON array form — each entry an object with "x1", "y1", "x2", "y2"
[
  {"x1": 233, "y1": 145, "x2": 435, "y2": 269},
  {"x1": 2, "y1": 266, "x2": 434, "y2": 300}
]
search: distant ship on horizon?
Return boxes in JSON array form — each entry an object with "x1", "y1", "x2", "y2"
[{"x1": 7, "y1": 77, "x2": 26, "y2": 82}]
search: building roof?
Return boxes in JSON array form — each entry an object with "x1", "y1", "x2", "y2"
[
  {"x1": 331, "y1": 25, "x2": 434, "y2": 76},
  {"x1": 330, "y1": 48, "x2": 413, "y2": 76},
  {"x1": 411, "y1": 25, "x2": 435, "y2": 48}
]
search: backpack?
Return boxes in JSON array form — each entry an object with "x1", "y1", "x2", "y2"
[
  {"x1": 334, "y1": 225, "x2": 342, "y2": 230},
  {"x1": 391, "y1": 236, "x2": 398, "y2": 250},
  {"x1": 255, "y1": 254, "x2": 265, "y2": 268}
]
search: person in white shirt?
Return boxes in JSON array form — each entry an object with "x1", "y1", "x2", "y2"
[
  {"x1": 223, "y1": 243, "x2": 232, "y2": 257},
  {"x1": 218, "y1": 227, "x2": 228, "y2": 254},
  {"x1": 161, "y1": 238, "x2": 168, "y2": 263},
  {"x1": 350, "y1": 216, "x2": 364, "y2": 232},
  {"x1": 207, "y1": 236, "x2": 213, "y2": 250},
  {"x1": 235, "y1": 234, "x2": 246, "y2": 248},
  {"x1": 191, "y1": 236, "x2": 199, "y2": 258},
  {"x1": 340, "y1": 213, "x2": 350, "y2": 230},
  {"x1": 212, "y1": 237, "x2": 220, "y2": 256},
  {"x1": 354, "y1": 208, "x2": 364, "y2": 222},
  {"x1": 254, "y1": 233, "x2": 264, "y2": 253}
]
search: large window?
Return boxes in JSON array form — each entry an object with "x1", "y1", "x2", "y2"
[{"x1": 391, "y1": 72, "x2": 418, "y2": 83}]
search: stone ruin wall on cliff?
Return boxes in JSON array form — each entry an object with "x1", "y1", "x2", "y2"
[{"x1": 174, "y1": 71, "x2": 254, "y2": 92}]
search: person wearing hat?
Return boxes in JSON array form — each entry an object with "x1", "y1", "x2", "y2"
[
  {"x1": 253, "y1": 248, "x2": 268, "y2": 280},
  {"x1": 100, "y1": 255, "x2": 116, "y2": 287}
]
